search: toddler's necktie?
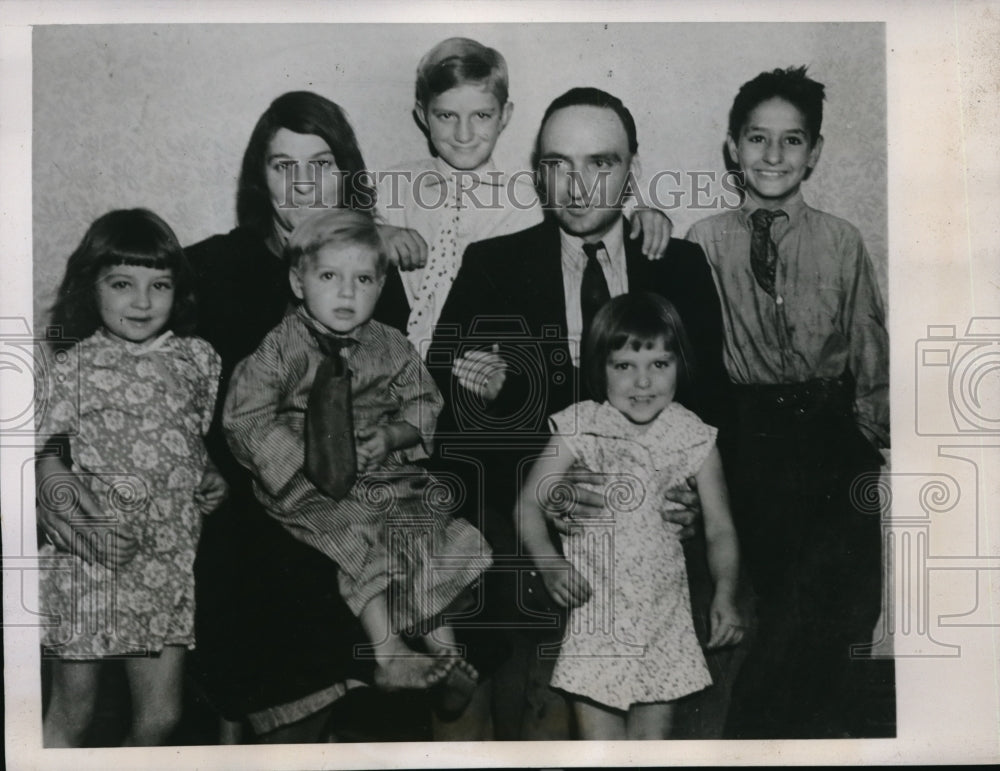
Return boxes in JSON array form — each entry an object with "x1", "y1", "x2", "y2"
[
  {"x1": 749, "y1": 208, "x2": 785, "y2": 298},
  {"x1": 305, "y1": 334, "x2": 356, "y2": 499},
  {"x1": 581, "y1": 240, "x2": 611, "y2": 353}
]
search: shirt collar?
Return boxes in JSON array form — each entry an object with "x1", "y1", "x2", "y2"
[
  {"x1": 559, "y1": 217, "x2": 626, "y2": 269},
  {"x1": 422, "y1": 156, "x2": 506, "y2": 189},
  {"x1": 96, "y1": 326, "x2": 175, "y2": 355},
  {"x1": 295, "y1": 305, "x2": 369, "y2": 349},
  {"x1": 739, "y1": 190, "x2": 806, "y2": 229}
]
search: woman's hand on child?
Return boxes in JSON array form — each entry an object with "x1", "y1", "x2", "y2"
[
  {"x1": 706, "y1": 593, "x2": 748, "y2": 649},
  {"x1": 194, "y1": 464, "x2": 229, "y2": 515},
  {"x1": 541, "y1": 558, "x2": 592, "y2": 608},
  {"x1": 377, "y1": 224, "x2": 428, "y2": 271},
  {"x1": 628, "y1": 207, "x2": 673, "y2": 260},
  {"x1": 36, "y1": 455, "x2": 140, "y2": 568},
  {"x1": 356, "y1": 426, "x2": 391, "y2": 473},
  {"x1": 661, "y1": 476, "x2": 701, "y2": 538},
  {"x1": 452, "y1": 344, "x2": 507, "y2": 402}
]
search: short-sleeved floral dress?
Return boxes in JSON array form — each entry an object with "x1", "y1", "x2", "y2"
[
  {"x1": 36, "y1": 329, "x2": 221, "y2": 658},
  {"x1": 547, "y1": 400, "x2": 716, "y2": 711}
]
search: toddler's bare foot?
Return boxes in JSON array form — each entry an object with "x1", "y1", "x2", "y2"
[
  {"x1": 374, "y1": 654, "x2": 452, "y2": 691},
  {"x1": 433, "y1": 657, "x2": 479, "y2": 715}
]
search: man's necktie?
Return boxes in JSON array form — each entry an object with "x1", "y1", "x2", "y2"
[
  {"x1": 580, "y1": 241, "x2": 611, "y2": 354},
  {"x1": 749, "y1": 208, "x2": 784, "y2": 298},
  {"x1": 305, "y1": 335, "x2": 356, "y2": 499}
]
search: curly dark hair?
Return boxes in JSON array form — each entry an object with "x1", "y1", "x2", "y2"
[{"x1": 728, "y1": 65, "x2": 826, "y2": 145}]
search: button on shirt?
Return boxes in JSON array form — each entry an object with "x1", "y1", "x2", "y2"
[
  {"x1": 560, "y1": 218, "x2": 629, "y2": 367},
  {"x1": 686, "y1": 192, "x2": 889, "y2": 448}
]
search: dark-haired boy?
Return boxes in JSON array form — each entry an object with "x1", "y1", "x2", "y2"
[{"x1": 687, "y1": 66, "x2": 889, "y2": 739}]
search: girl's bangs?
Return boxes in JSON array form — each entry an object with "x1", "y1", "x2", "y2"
[
  {"x1": 98, "y1": 250, "x2": 173, "y2": 272},
  {"x1": 611, "y1": 327, "x2": 678, "y2": 354}
]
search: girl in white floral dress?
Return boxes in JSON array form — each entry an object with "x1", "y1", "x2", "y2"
[
  {"x1": 36, "y1": 209, "x2": 224, "y2": 746},
  {"x1": 517, "y1": 292, "x2": 748, "y2": 740}
]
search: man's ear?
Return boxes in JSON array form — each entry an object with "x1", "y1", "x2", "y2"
[
  {"x1": 621, "y1": 154, "x2": 641, "y2": 202},
  {"x1": 289, "y1": 267, "x2": 305, "y2": 300},
  {"x1": 808, "y1": 134, "x2": 824, "y2": 169},
  {"x1": 414, "y1": 102, "x2": 428, "y2": 132},
  {"x1": 629, "y1": 154, "x2": 641, "y2": 184},
  {"x1": 498, "y1": 101, "x2": 514, "y2": 133}
]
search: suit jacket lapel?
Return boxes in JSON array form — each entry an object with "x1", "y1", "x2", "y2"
[
  {"x1": 530, "y1": 219, "x2": 568, "y2": 333},
  {"x1": 624, "y1": 218, "x2": 654, "y2": 292}
]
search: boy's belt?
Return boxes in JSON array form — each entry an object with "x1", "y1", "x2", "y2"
[{"x1": 731, "y1": 374, "x2": 854, "y2": 422}]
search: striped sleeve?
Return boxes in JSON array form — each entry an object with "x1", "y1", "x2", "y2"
[
  {"x1": 222, "y1": 327, "x2": 305, "y2": 498},
  {"x1": 380, "y1": 323, "x2": 443, "y2": 460}
]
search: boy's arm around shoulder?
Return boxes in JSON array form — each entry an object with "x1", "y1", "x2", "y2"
[{"x1": 221, "y1": 326, "x2": 304, "y2": 497}]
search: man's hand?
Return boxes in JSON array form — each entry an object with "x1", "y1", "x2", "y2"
[
  {"x1": 543, "y1": 468, "x2": 605, "y2": 535},
  {"x1": 544, "y1": 469, "x2": 702, "y2": 538},
  {"x1": 377, "y1": 224, "x2": 428, "y2": 271},
  {"x1": 628, "y1": 207, "x2": 673, "y2": 259},
  {"x1": 452, "y1": 344, "x2": 507, "y2": 402},
  {"x1": 35, "y1": 456, "x2": 139, "y2": 569},
  {"x1": 662, "y1": 476, "x2": 701, "y2": 538},
  {"x1": 540, "y1": 557, "x2": 592, "y2": 608},
  {"x1": 194, "y1": 463, "x2": 228, "y2": 515}
]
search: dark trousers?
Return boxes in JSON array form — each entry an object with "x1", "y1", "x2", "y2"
[{"x1": 721, "y1": 378, "x2": 887, "y2": 739}]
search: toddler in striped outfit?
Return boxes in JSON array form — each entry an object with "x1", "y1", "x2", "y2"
[{"x1": 223, "y1": 208, "x2": 491, "y2": 710}]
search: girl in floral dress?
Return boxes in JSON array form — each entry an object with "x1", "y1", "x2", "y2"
[
  {"x1": 36, "y1": 209, "x2": 224, "y2": 746},
  {"x1": 517, "y1": 293, "x2": 748, "y2": 739}
]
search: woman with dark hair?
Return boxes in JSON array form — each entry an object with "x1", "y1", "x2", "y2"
[
  {"x1": 235, "y1": 90, "x2": 376, "y2": 241},
  {"x1": 186, "y1": 91, "x2": 386, "y2": 744}
]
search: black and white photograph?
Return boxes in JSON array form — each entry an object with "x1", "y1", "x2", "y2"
[{"x1": 2, "y1": 1, "x2": 998, "y2": 768}]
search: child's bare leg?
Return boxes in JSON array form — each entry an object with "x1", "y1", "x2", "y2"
[
  {"x1": 43, "y1": 659, "x2": 101, "y2": 747},
  {"x1": 122, "y1": 645, "x2": 185, "y2": 746},
  {"x1": 627, "y1": 701, "x2": 675, "y2": 739},
  {"x1": 573, "y1": 698, "x2": 627, "y2": 740},
  {"x1": 359, "y1": 593, "x2": 450, "y2": 690}
]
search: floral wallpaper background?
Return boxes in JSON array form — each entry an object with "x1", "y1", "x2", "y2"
[{"x1": 33, "y1": 23, "x2": 886, "y2": 332}]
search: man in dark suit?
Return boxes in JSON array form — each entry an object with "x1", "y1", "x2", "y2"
[{"x1": 425, "y1": 87, "x2": 742, "y2": 740}]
